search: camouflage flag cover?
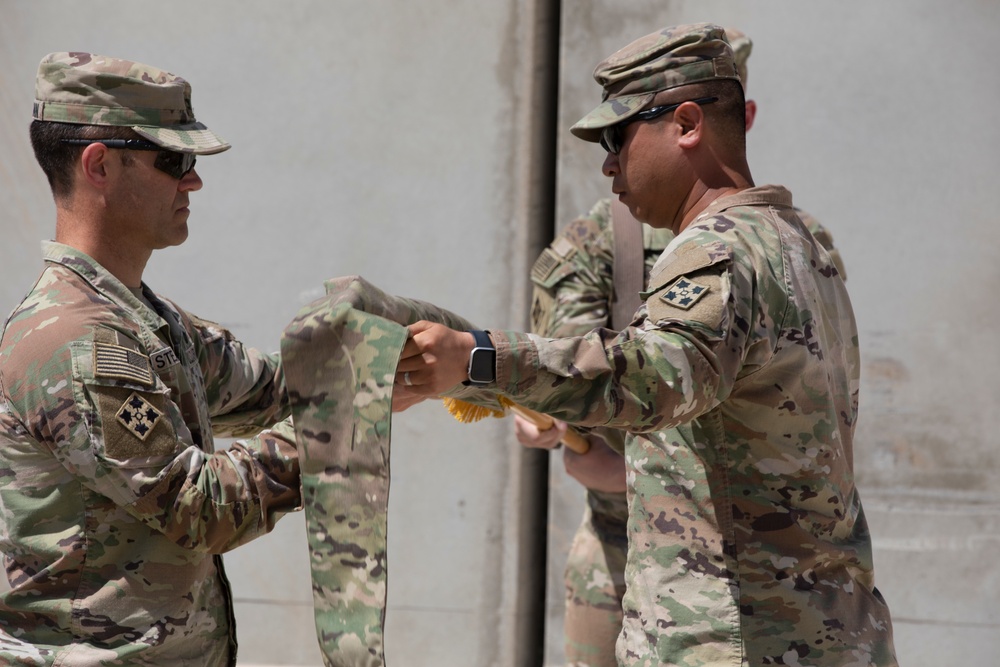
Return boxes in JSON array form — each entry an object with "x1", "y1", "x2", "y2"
[
  {"x1": 280, "y1": 276, "x2": 485, "y2": 665},
  {"x1": 282, "y1": 299, "x2": 406, "y2": 666}
]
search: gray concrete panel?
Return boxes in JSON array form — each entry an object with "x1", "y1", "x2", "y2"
[
  {"x1": 551, "y1": 2, "x2": 1000, "y2": 666},
  {"x1": 4, "y1": 1, "x2": 998, "y2": 666},
  {"x1": 0, "y1": 1, "x2": 555, "y2": 665}
]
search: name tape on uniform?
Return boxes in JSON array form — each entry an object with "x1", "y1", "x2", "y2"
[{"x1": 150, "y1": 347, "x2": 180, "y2": 372}]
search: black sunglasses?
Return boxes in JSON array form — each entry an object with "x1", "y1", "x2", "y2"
[
  {"x1": 599, "y1": 96, "x2": 719, "y2": 155},
  {"x1": 61, "y1": 138, "x2": 197, "y2": 179}
]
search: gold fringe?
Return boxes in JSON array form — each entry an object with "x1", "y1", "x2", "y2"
[{"x1": 441, "y1": 395, "x2": 514, "y2": 423}]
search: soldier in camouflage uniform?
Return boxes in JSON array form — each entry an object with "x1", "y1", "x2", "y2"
[
  {"x1": 394, "y1": 23, "x2": 897, "y2": 666},
  {"x1": 517, "y1": 199, "x2": 673, "y2": 667},
  {"x1": 515, "y1": 29, "x2": 848, "y2": 667},
  {"x1": 0, "y1": 53, "x2": 303, "y2": 666}
]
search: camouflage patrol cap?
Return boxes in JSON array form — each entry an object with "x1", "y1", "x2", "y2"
[
  {"x1": 33, "y1": 52, "x2": 230, "y2": 155},
  {"x1": 724, "y1": 28, "x2": 753, "y2": 86},
  {"x1": 571, "y1": 23, "x2": 740, "y2": 142}
]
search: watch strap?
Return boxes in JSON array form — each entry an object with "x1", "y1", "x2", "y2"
[
  {"x1": 464, "y1": 330, "x2": 495, "y2": 385},
  {"x1": 469, "y1": 329, "x2": 492, "y2": 350}
]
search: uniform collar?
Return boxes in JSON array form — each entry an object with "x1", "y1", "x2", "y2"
[
  {"x1": 41, "y1": 240, "x2": 168, "y2": 332},
  {"x1": 698, "y1": 184, "x2": 793, "y2": 219}
]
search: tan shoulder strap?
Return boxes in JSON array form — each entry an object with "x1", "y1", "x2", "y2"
[{"x1": 610, "y1": 199, "x2": 645, "y2": 330}]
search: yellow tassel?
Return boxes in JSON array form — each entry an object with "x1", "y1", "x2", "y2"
[
  {"x1": 441, "y1": 396, "x2": 592, "y2": 454},
  {"x1": 441, "y1": 396, "x2": 513, "y2": 423}
]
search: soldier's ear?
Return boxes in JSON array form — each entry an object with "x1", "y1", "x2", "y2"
[
  {"x1": 79, "y1": 143, "x2": 112, "y2": 189},
  {"x1": 744, "y1": 100, "x2": 757, "y2": 132},
  {"x1": 675, "y1": 101, "x2": 704, "y2": 149}
]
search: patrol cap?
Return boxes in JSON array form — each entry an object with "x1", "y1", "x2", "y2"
[
  {"x1": 571, "y1": 23, "x2": 740, "y2": 142},
  {"x1": 724, "y1": 28, "x2": 753, "y2": 85},
  {"x1": 33, "y1": 52, "x2": 230, "y2": 155}
]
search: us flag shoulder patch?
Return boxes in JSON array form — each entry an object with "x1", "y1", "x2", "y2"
[
  {"x1": 531, "y1": 248, "x2": 562, "y2": 283},
  {"x1": 660, "y1": 276, "x2": 711, "y2": 310},
  {"x1": 94, "y1": 343, "x2": 154, "y2": 386}
]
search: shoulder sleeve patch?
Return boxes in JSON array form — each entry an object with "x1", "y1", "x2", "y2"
[
  {"x1": 96, "y1": 385, "x2": 178, "y2": 460},
  {"x1": 645, "y1": 242, "x2": 728, "y2": 294},
  {"x1": 93, "y1": 342, "x2": 154, "y2": 386},
  {"x1": 658, "y1": 276, "x2": 711, "y2": 310},
  {"x1": 530, "y1": 247, "x2": 578, "y2": 288},
  {"x1": 643, "y1": 241, "x2": 732, "y2": 333},
  {"x1": 646, "y1": 271, "x2": 726, "y2": 330},
  {"x1": 531, "y1": 248, "x2": 561, "y2": 284},
  {"x1": 116, "y1": 392, "x2": 164, "y2": 441}
]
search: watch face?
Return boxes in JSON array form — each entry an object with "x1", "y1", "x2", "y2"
[{"x1": 469, "y1": 348, "x2": 495, "y2": 383}]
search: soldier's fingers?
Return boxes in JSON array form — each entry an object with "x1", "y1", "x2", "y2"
[
  {"x1": 392, "y1": 368, "x2": 444, "y2": 397},
  {"x1": 514, "y1": 415, "x2": 564, "y2": 449},
  {"x1": 407, "y1": 320, "x2": 436, "y2": 336},
  {"x1": 394, "y1": 369, "x2": 417, "y2": 387},
  {"x1": 391, "y1": 386, "x2": 428, "y2": 412},
  {"x1": 399, "y1": 321, "x2": 440, "y2": 358},
  {"x1": 399, "y1": 336, "x2": 424, "y2": 361},
  {"x1": 513, "y1": 415, "x2": 542, "y2": 443}
]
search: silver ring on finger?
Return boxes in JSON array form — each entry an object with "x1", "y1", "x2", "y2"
[{"x1": 403, "y1": 371, "x2": 412, "y2": 386}]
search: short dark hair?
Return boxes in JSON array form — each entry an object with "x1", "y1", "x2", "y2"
[
  {"x1": 658, "y1": 79, "x2": 747, "y2": 154},
  {"x1": 694, "y1": 79, "x2": 746, "y2": 153},
  {"x1": 29, "y1": 121, "x2": 142, "y2": 200}
]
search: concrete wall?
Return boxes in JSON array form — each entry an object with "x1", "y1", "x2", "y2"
[
  {"x1": 0, "y1": 1, "x2": 556, "y2": 665},
  {"x1": 548, "y1": 2, "x2": 1000, "y2": 666},
  {"x1": 2, "y1": 2, "x2": 998, "y2": 666}
]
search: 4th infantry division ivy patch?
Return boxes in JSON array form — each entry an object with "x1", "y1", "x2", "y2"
[
  {"x1": 660, "y1": 276, "x2": 711, "y2": 310},
  {"x1": 116, "y1": 392, "x2": 163, "y2": 441}
]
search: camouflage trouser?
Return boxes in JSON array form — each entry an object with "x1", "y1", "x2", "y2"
[
  {"x1": 564, "y1": 489, "x2": 629, "y2": 667},
  {"x1": 281, "y1": 276, "x2": 479, "y2": 667}
]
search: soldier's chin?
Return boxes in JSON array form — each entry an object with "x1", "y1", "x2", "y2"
[
  {"x1": 158, "y1": 223, "x2": 190, "y2": 249},
  {"x1": 636, "y1": 210, "x2": 668, "y2": 229}
]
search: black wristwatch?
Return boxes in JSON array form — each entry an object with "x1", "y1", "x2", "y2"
[{"x1": 464, "y1": 330, "x2": 496, "y2": 385}]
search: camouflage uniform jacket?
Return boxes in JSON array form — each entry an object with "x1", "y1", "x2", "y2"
[
  {"x1": 529, "y1": 199, "x2": 847, "y2": 532},
  {"x1": 496, "y1": 186, "x2": 896, "y2": 666},
  {"x1": 530, "y1": 198, "x2": 674, "y2": 449},
  {"x1": 0, "y1": 242, "x2": 300, "y2": 666}
]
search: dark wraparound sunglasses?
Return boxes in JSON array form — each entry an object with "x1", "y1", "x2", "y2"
[
  {"x1": 599, "y1": 96, "x2": 718, "y2": 155},
  {"x1": 61, "y1": 138, "x2": 196, "y2": 179}
]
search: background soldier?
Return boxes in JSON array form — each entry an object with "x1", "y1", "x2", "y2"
[
  {"x1": 515, "y1": 28, "x2": 847, "y2": 666},
  {"x1": 395, "y1": 23, "x2": 897, "y2": 666},
  {"x1": 0, "y1": 53, "x2": 302, "y2": 665}
]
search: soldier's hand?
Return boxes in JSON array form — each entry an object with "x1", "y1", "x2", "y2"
[
  {"x1": 391, "y1": 387, "x2": 429, "y2": 412},
  {"x1": 513, "y1": 413, "x2": 567, "y2": 450},
  {"x1": 563, "y1": 435, "x2": 627, "y2": 493},
  {"x1": 394, "y1": 321, "x2": 475, "y2": 396}
]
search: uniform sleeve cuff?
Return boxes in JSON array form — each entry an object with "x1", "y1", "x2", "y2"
[{"x1": 491, "y1": 330, "x2": 538, "y2": 395}]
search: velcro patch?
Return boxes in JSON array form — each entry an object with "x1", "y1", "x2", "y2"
[
  {"x1": 531, "y1": 248, "x2": 563, "y2": 283},
  {"x1": 116, "y1": 392, "x2": 163, "y2": 441},
  {"x1": 646, "y1": 270, "x2": 726, "y2": 332},
  {"x1": 659, "y1": 277, "x2": 711, "y2": 310},
  {"x1": 550, "y1": 236, "x2": 577, "y2": 259},
  {"x1": 94, "y1": 343, "x2": 153, "y2": 386}
]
